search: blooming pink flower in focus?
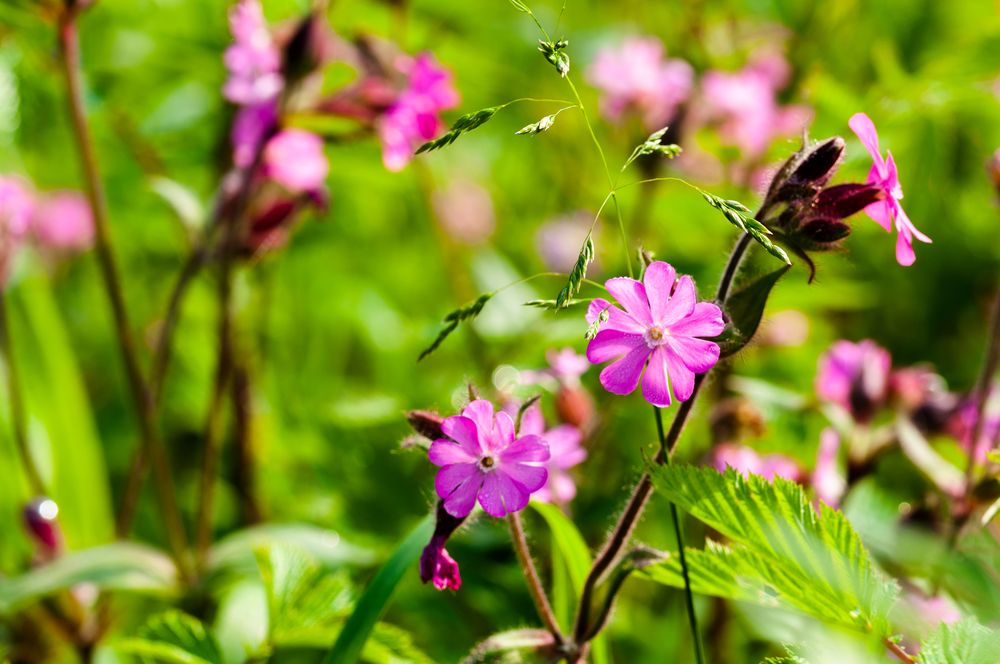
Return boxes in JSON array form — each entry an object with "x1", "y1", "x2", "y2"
[
  {"x1": 812, "y1": 428, "x2": 846, "y2": 507},
  {"x1": 517, "y1": 402, "x2": 586, "y2": 505},
  {"x1": 263, "y1": 129, "x2": 329, "y2": 193},
  {"x1": 712, "y1": 443, "x2": 803, "y2": 482},
  {"x1": 585, "y1": 261, "x2": 724, "y2": 408},
  {"x1": 223, "y1": 0, "x2": 283, "y2": 106},
  {"x1": 419, "y1": 534, "x2": 462, "y2": 591},
  {"x1": 586, "y1": 37, "x2": 693, "y2": 130},
  {"x1": 379, "y1": 53, "x2": 459, "y2": 171},
  {"x1": 701, "y1": 52, "x2": 811, "y2": 158},
  {"x1": 428, "y1": 400, "x2": 549, "y2": 518},
  {"x1": 848, "y1": 113, "x2": 931, "y2": 266},
  {"x1": 816, "y1": 339, "x2": 891, "y2": 423},
  {"x1": 30, "y1": 191, "x2": 94, "y2": 253}
]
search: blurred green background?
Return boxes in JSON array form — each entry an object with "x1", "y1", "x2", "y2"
[{"x1": 0, "y1": 0, "x2": 999, "y2": 661}]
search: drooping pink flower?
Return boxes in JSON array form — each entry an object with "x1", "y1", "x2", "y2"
[
  {"x1": 420, "y1": 534, "x2": 462, "y2": 591},
  {"x1": 701, "y1": 52, "x2": 812, "y2": 158},
  {"x1": 263, "y1": 129, "x2": 329, "y2": 193},
  {"x1": 223, "y1": 0, "x2": 283, "y2": 106},
  {"x1": 517, "y1": 402, "x2": 586, "y2": 505},
  {"x1": 816, "y1": 339, "x2": 891, "y2": 423},
  {"x1": 812, "y1": 428, "x2": 846, "y2": 507},
  {"x1": 712, "y1": 443, "x2": 803, "y2": 482},
  {"x1": 30, "y1": 191, "x2": 94, "y2": 253},
  {"x1": 586, "y1": 37, "x2": 693, "y2": 130},
  {"x1": 428, "y1": 400, "x2": 549, "y2": 518},
  {"x1": 585, "y1": 261, "x2": 724, "y2": 408},
  {"x1": 848, "y1": 113, "x2": 931, "y2": 266},
  {"x1": 378, "y1": 53, "x2": 460, "y2": 171}
]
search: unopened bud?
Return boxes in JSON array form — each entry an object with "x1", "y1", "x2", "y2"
[
  {"x1": 555, "y1": 386, "x2": 594, "y2": 430},
  {"x1": 407, "y1": 410, "x2": 445, "y2": 440},
  {"x1": 812, "y1": 183, "x2": 882, "y2": 220},
  {"x1": 798, "y1": 218, "x2": 851, "y2": 244},
  {"x1": 23, "y1": 497, "x2": 63, "y2": 555},
  {"x1": 282, "y1": 13, "x2": 326, "y2": 84},
  {"x1": 763, "y1": 136, "x2": 845, "y2": 211}
]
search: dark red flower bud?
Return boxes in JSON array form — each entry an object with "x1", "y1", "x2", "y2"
[
  {"x1": 763, "y1": 136, "x2": 846, "y2": 212},
  {"x1": 23, "y1": 497, "x2": 63, "y2": 555},
  {"x1": 813, "y1": 183, "x2": 882, "y2": 220},
  {"x1": 407, "y1": 410, "x2": 445, "y2": 440},
  {"x1": 798, "y1": 218, "x2": 851, "y2": 244},
  {"x1": 555, "y1": 386, "x2": 594, "y2": 430}
]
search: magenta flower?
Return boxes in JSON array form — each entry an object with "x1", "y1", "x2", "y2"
[
  {"x1": 701, "y1": 52, "x2": 811, "y2": 158},
  {"x1": 517, "y1": 402, "x2": 586, "y2": 505},
  {"x1": 378, "y1": 53, "x2": 460, "y2": 172},
  {"x1": 231, "y1": 102, "x2": 278, "y2": 169},
  {"x1": 711, "y1": 443, "x2": 802, "y2": 482},
  {"x1": 812, "y1": 428, "x2": 846, "y2": 507},
  {"x1": 0, "y1": 176, "x2": 34, "y2": 284},
  {"x1": 223, "y1": 0, "x2": 283, "y2": 106},
  {"x1": 263, "y1": 129, "x2": 329, "y2": 193},
  {"x1": 848, "y1": 113, "x2": 931, "y2": 266},
  {"x1": 816, "y1": 339, "x2": 891, "y2": 423},
  {"x1": 30, "y1": 191, "x2": 94, "y2": 253},
  {"x1": 586, "y1": 37, "x2": 693, "y2": 130},
  {"x1": 947, "y1": 387, "x2": 1000, "y2": 465},
  {"x1": 585, "y1": 261, "x2": 724, "y2": 408},
  {"x1": 419, "y1": 535, "x2": 462, "y2": 591},
  {"x1": 428, "y1": 400, "x2": 549, "y2": 518}
]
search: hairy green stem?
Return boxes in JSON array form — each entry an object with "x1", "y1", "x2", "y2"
[
  {"x1": 57, "y1": 8, "x2": 191, "y2": 583},
  {"x1": 508, "y1": 512, "x2": 565, "y2": 648}
]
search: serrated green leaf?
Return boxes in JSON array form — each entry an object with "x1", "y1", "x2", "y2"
[
  {"x1": 322, "y1": 515, "x2": 434, "y2": 664},
  {"x1": 714, "y1": 265, "x2": 791, "y2": 356},
  {"x1": 0, "y1": 542, "x2": 178, "y2": 615},
  {"x1": 116, "y1": 610, "x2": 223, "y2": 664},
  {"x1": 645, "y1": 465, "x2": 898, "y2": 638},
  {"x1": 917, "y1": 619, "x2": 1000, "y2": 664}
]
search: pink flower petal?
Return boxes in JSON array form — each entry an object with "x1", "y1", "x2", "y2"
[
  {"x1": 670, "y1": 302, "x2": 725, "y2": 338},
  {"x1": 664, "y1": 347, "x2": 696, "y2": 401},
  {"x1": 599, "y1": 343, "x2": 651, "y2": 396},
  {"x1": 657, "y1": 275, "x2": 697, "y2": 326},
  {"x1": 492, "y1": 411, "x2": 516, "y2": 450},
  {"x1": 667, "y1": 336, "x2": 721, "y2": 373},
  {"x1": 440, "y1": 416, "x2": 483, "y2": 457},
  {"x1": 462, "y1": 400, "x2": 495, "y2": 439},
  {"x1": 586, "y1": 298, "x2": 645, "y2": 334},
  {"x1": 428, "y1": 440, "x2": 477, "y2": 466},
  {"x1": 499, "y1": 434, "x2": 550, "y2": 464},
  {"x1": 848, "y1": 113, "x2": 887, "y2": 178},
  {"x1": 895, "y1": 228, "x2": 916, "y2": 267},
  {"x1": 500, "y1": 463, "x2": 548, "y2": 494},
  {"x1": 641, "y1": 346, "x2": 672, "y2": 407},
  {"x1": 436, "y1": 464, "x2": 483, "y2": 517},
  {"x1": 478, "y1": 471, "x2": 529, "y2": 517},
  {"x1": 605, "y1": 277, "x2": 653, "y2": 326},
  {"x1": 587, "y1": 328, "x2": 645, "y2": 364},
  {"x1": 517, "y1": 402, "x2": 545, "y2": 436},
  {"x1": 863, "y1": 199, "x2": 894, "y2": 233},
  {"x1": 642, "y1": 261, "x2": 677, "y2": 323}
]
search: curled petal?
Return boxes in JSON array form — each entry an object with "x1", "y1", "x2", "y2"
[{"x1": 848, "y1": 113, "x2": 887, "y2": 179}]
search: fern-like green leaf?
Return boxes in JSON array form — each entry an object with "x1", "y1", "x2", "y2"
[
  {"x1": 917, "y1": 619, "x2": 1000, "y2": 664},
  {"x1": 115, "y1": 610, "x2": 224, "y2": 664}
]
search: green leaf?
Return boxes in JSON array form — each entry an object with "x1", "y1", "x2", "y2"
[
  {"x1": 461, "y1": 628, "x2": 555, "y2": 664},
  {"x1": 416, "y1": 106, "x2": 504, "y2": 154},
  {"x1": 362, "y1": 623, "x2": 435, "y2": 664},
  {"x1": 322, "y1": 514, "x2": 434, "y2": 664},
  {"x1": 531, "y1": 502, "x2": 590, "y2": 628},
  {"x1": 0, "y1": 542, "x2": 178, "y2": 615},
  {"x1": 644, "y1": 465, "x2": 898, "y2": 638},
  {"x1": 256, "y1": 544, "x2": 354, "y2": 647},
  {"x1": 116, "y1": 610, "x2": 224, "y2": 664},
  {"x1": 714, "y1": 265, "x2": 791, "y2": 356},
  {"x1": 918, "y1": 619, "x2": 1000, "y2": 664},
  {"x1": 701, "y1": 193, "x2": 790, "y2": 265},
  {"x1": 622, "y1": 127, "x2": 682, "y2": 171},
  {"x1": 418, "y1": 293, "x2": 493, "y2": 361}
]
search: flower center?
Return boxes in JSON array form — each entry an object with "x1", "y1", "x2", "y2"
[
  {"x1": 479, "y1": 455, "x2": 496, "y2": 470},
  {"x1": 644, "y1": 325, "x2": 668, "y2": 348}
]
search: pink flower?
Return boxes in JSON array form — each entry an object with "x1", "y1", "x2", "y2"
[
  {"x1": 948, "y1": 387, "x2": 1000, "y2": 465},
  {"x1": 263, "y1": 129, "x2": 329, "y2": 193},
  {"x1": 586, "y1": 37, "x2": 693, "y2": 130},
  {"x1": 816, "y1": 339, "x2": 891, "y2": 423},
  {"x1": 536, "y1": 211, "x2": 596, "y2": 272},
  {"x1": 431, "y1": 180, "x2": 496, "y2": 245},
  {"x1": 0, "y1": 177, "x2": 34, "y2": 284},
  {"x1": 711, "y1": 443, "x2": 802, "y2": 481},
  {"x1": 419, "y1": 535, "x2": 462, "y2": 591},
  {"x1": 231, "y1": 102, "x2": 278, "y2": 168},
  {"x1": 30, "y1": 191, "x2": 94, "y2": 253},
  {"x1": 428, "y1": 400, "x2": 549, "y2": 518},
  {"x1": 812, "y1": 428, "x2": 846, "y2": 507},
  {"x1": 585, "y1": 261, "x2": 724, "y2": 408},
  {"x1": 517, "y1": 402, "x2": 586, "y2": 505},
  {"x1": 378, "y1": 53, "x2": 459, "y2": 171},
  {"x1": 520, "y1": 348, "x2": 590, "y2": 388},
  {"x1": 223, "y1": 0, "x2": 283, "y2": 106},
  {"x1": 701, "y1": 52, "x2": 811, "y2": 158},
  {"x1": 848, "y1": 113, "x2": 931, "y2": 266}
]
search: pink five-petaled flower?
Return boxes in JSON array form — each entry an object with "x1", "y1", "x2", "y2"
[
  {"x1": 848, "y1": 113, "x2": 931, "y2": 266},
  {"x1": 517, "y1": 402, "x2": 586, "y2": 505},
  {"x1": 585, "y1": 261, "x2": 724, "y2": 408},
  {"x1": 429, "y1": 400, "x2": 549, "y2": 518},
  {"x1": 378, "y1": 53, "x2": 460, "y2": 172},
  {"x1": 263, "y1": 129, "x2": 329, "y2": 193}
]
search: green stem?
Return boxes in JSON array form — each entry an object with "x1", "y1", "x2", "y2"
[
  {"x1": 508, "y1": 512, "x2": 565, "y2": 647},
  {"x1": 655, "y1": 406, "x2": 705, "y2": 664}
]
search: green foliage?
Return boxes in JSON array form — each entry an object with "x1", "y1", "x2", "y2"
[
  {"x1": 622, "y1": 127, "x2": 683, "y2": 171},
  {"x1": 418, "y1": 293, "x2": 494, "y2": 360},
  {"x1": 0, "y1": 543, "x2": 177, "y2": 615},
  {"x1": 415, "y1": 106, "x2": 505, "y2": 154},
  {"x1": 715, "y1": 265, "x2": 791, "y2": 356},
  {"x1": 701, "y1": 193, "x2": 791, "y2": 265},
  {"x1": 642, "y1": 466, "x2": 898, "y2": 640},
  {"x1": 116, "y1": 610, "x2": 223, "y2": 664},
  {"x1": 461, "y1": 628, "x2": 554, "y2": 664},
  {"x1": 537, "y1": 39, "x2": 571, "y2": 77},
  {"x1": 917, "y1": 619, "x2": 1000, "y2": 664},
  {"x1": 556, "y1": 234, "x2": 595, "y2": 309}
]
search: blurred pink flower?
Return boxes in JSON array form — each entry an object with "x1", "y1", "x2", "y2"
[
  {"x1": 419, "y1": 535, "x2": 461, "y2": 591},
  {"x1": 701, "y1": 52, "x2": 811, "y2": 158},
  {"x1": 231, "y1": 101, "x2": 278, "y2": 168},
  {"x1": 712, "y1": 443, "x2": 803, "y2": 482},
  {"x1": 517, "y1": 402, "x2": 586, "y2": 505},
  {"x1": 948, "y1": 386, "x2": 1000, "y2": 465},
  {"x1": 812, "y1": 428, "x2": 846, "y2": 507},
  {"x1": 428, "y1": 400, "x2": 549, "y2": 518},
  {"x1": 30, "y1": 191, "x2": 94, "y2": 253},
  {"x1": 223, "y1": 0, "x2": 283, "y2": 106},
  {"x1": 848, "y1": 113, "x2": 931, "y2": 266},
  {"x1": 585, "y1": 261, "x2": 724, "y2": 407},
  {"x1": 0, "y1": 176, "x2": 34, "y2": 284},
  {"x1": 263, "y1": 129, "x2": 329, "y2": 193},
  {"x1": 816, "y1": 339, "x2": 891, "y2": 423},
  {"x1": 520, "y1": 348, "x2": 590, "y2": 388},
  {"x1": 536, "y1": 211, "x2": 594, "y2": 272},
  {"x1": 379, "y1": 53, "x2": 459, "y2": 171},
  {"x1": 586, "y1": 37, "x2": 693, "y2": 130},
  {"x1": 431, "y1": 180, "x2": 495, "y2": 245},
  {"x1": 909, "y1": 592, "x2": 961, "y2": 627}
]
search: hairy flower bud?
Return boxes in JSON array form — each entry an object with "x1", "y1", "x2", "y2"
[
  {"x1": 763, "y1": 136, "x2": 845, "y2": 211},
  {"x1": 407, "y1": 409, "x2": 445, "y2": 440}
]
